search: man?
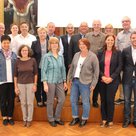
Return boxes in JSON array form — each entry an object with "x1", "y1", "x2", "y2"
[
  {"x1": 46, "y1": 22, "x2": 63, "y2": 56},
  {"x1": 60, "y1": 23, "x2": 74, "y2": 75},
  {"x1": 68, "y1": 22, "x2": 89, "y2": 65},
  {"x1": 122, "y1": 31, "x2": 136, "y2": 128},
  {"x1": 85, "y1": 20, "x2": 106, "y2": 108},
  {"x1": 115, "y1": 16, "x2": 134, "y2": 105},
  {"x1": 11, "y1": 21, "x2": 36, "y2": 54}
]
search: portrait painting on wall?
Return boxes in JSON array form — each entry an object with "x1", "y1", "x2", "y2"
[{"x1": 4, "y1": 0, "x2": 37, "y2": 34}]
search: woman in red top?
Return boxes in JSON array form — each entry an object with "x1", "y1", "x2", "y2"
[{"x1": 97, "y1": 35, "x2": 122, "y2": 127}]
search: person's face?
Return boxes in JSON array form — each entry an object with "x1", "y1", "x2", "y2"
[
  {"x1": 105, "y1": 27, "x2": 113, "y2": 35},
  {"x1": 11, "y1": 25, "x2": 19, "y2": 35},
  {"x1": 130, "y1": 34, "x2": 136, "y2": 48},
  {"x1": 105, "y1": 36, "x2": 115, "y2": 49},
  {"x1": 20, "y1": 23, "x2": 29, "y2": 34},
  {"x1": 21, "y1": 46, "x2": 29, "y2": 58},
  {"x1": 50, "y1": 42, "x2": 59, "y2": 51},
  {"x1": 79, "y1": 41, "x2": 88, "y2": 52},
  {"x1": 66, "y1": 24, "x2": 74, "y2": 35},
  {"x1": 79, "y1": 23, "x2": 89, "y2": 35},
  {"x1": 92, "y1": 21, "x2": 101, "y2": 32},
  {"x1": 1, "y1": 40, "x2": 10, "y2": 51},
  {"x1": 47, "y1": 23, "x2": 55, "y2": 35},
  {"x1": 38, "y1": 30, "x2": 47, "y2": 40},
  {"x1": 0, "y1": 24, "x2": 5, "y2": 36},
  {"x1": 122, "y1": 18, "x2": 131, "y2": 30}
]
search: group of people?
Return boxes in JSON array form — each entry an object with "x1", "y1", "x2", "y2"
[{"x1": 0, "y1": 16, "x2": 136, "y2": 129}]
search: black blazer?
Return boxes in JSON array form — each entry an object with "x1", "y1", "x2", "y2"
[
  {"x1": 98, "y1": 49, "x2": 122, "y2": 84},
  {"x1": 31, "y1": 39, "x2": 47, "y2": 67},
  {"x1": 122, "y1": 46, "x2": 136, "y2": 84},
  {"x1": 60, "y1": 34, "x2": 69, "y2": 73},
  {"x1": 68, "y1": 33, "x2": 82, "y2": 65}
]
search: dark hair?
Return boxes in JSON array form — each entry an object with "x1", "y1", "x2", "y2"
[
  {"x1": 18, "y1": 45, "x2": 33, "y2": 57},
  {"x1": 1, "y1": 35, "x2": 11, "y2": 43},
  {"x1": 20, "y1": 21, "x2": 29, "y2": 26},
  {"x1": 10, "y1": 23, "x2": 18, "y2": 30},
  {"x1": 103, "y1": 34, "x2": 116, "y2": 52},
  {"x1": 130, "y1": 31, "x2": 136, "y2": 38},
  {"x1": 78, "y1": 38, "x2": 90, "y2": 50}
]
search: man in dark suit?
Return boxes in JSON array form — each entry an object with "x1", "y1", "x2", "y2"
[
  {"x1": 46, "y1": 22, "x2": 63, "y2": 56},
  {"x1": 60, "y1": 23, "x2": 74, "y2": 75},
  {"x1": 68, "y1": 22, "x2": 89, "y2": 65},
  {"x1": 122, "y1": 31, "x2": 136, "y2": 128}
]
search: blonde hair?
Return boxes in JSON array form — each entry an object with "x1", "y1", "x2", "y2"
[
  {"x1": 105, "y1": 24, "x2": 113, "y2": 29},
  {"x1": 48, "y1": 37, "x2": 60, "y2": 52},
  {"x1": 37, "y1": 27, "x2": 47, "y2": 33}
]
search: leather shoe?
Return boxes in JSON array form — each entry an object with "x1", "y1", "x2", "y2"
[
  {"x1": 79, "y1": 120, "x2": 87, "y2": 127},
  {"x1": 49, "y1": 121, "x2": 57, "y2": 127},
  {"x1": 55, "y1": 120, "x2": 64, "y2": 125},
  {"x1": 69, "y1": 118, "x2": 80, "y2": 126},
  {"x1": 122, "y1": 120, "x2": 131, "y2": 128},
  {"x1": 93, "y1": 102, "x2": 99, "y2": 108},
  {"x1": 133, "y1": 121, "x2": 136, "y2": 128}
]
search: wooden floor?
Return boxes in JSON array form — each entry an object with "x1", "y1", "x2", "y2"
[
  {"x1": 0, "y1": 121, "x2": 136, "y2": 136},
  {"x1": 0, "y1": 85, "x2": 135, "y2": 136}
]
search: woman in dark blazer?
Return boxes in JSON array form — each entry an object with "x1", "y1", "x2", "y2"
[
  {"x1": 97, "y1": 34, "x2": 122, "y2": 127},
  {"x1": 31, "y1": 27, "x2": 48, "y2": 107}
]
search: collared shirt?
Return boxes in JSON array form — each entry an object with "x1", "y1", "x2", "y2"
[
  {"x1": 11, "y1": 33, "x2": 36, "y2": 54},
  {"x1": 131, "y1": 46, "x2": 136, "y2": 76},
  {"x1": 85, "y1": 31, "x2": 106, "y2": 54},
  {"x1": 41, "y1": 51, "x2": 66, "y2": 83},
  {"x1": 116, "y1": 29, "x2": 133, "y2": 52}
]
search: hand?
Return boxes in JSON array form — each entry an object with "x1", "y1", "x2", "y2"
[
  {"x1": 105, "y1": 77, "x2": 113, "y2": 84},
  {"x1": 32, "y1": 84, "x2": 37, "y2": 92},
  {"x1": 63, "y1": 82, "x2": 68, "y2": 91},
  {"x1": 44, "y1": 83, "x2": 48, "y2": 93},
  {"x1": 102, "y1": 76, "x2": 113, "y2": 84},
  {"x1": 15, "y1": 87, "x2": 20, "y2": 95},
  {"x1": 90, "y1": 86, "x2": 95, "y2": 92}
]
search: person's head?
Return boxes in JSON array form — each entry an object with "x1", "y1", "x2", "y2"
[
  {"x1": 47, "y1": 22, "x2": 55, "y2": 36},
  {"x1": 92, "y1": 20, "x2": 101, "y2": 32},
  {"x1": 78, "y1": 38, "x2": 90, "y2": 52},
  {"x1": 66, "y1": 23, "x2": 74, "y2": 36},
  {"x1": 18, "y1": 45, "x2": 33, "y2": 58},
  {"x1": 48, "y1": 37, "x2": 60, "y2": 52},
  {"x1": 104, "y1": 24, "x2": 114, "y2": 35},
  {"x1": 20, "y1": 22, "x2": 29, "y2": 35},
  {"x1": 103, "y1": 34, "x2": 116, "y2": 51},
  {"x1": 10, "y1": 23, "x2": 19, "y2": 36},
  {"x1": 79, "y1": 22, "x2": 89, "y2": 35},
  {"x1": 121, "y1": 16, "x2": 131, "y2": 31},
  {"x1": 130, "y1": 31, "x2": 136, "y2": 49},
  {"x1": 1, "y1": 35, "x2": 11, "y2": 51},
  {"x1": 0, "y1": 23, "x2": 5, "y2": 36},
  {"x1": 37, "y1": 27, "x2": 47, "y2": 40}
]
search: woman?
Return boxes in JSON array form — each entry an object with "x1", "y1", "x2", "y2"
[
  {"x1": 68, "y1": 38, "x2": 99, "y2": 127},
  {"x1": 0, "y1": 35, "x2": 17, "y2": 126},
  {"x1": 41, "y1": 37, "x2": 67, "y2": 127},
  {"x1": 14, "y1": 45, "x2": 38, "y2": 127},
  {"x1": 31, "y1": 27, "x2": 47, "y2": 107},
  {"x1": 97, "y1": 35, "x2": 122, "y2": 127}
]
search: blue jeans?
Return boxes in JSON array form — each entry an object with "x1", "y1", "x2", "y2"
[
  {"x1": 123, "y1": 78, "x2": 136, "y2": 122},
  {"x1": 70, "y1": 78, "x2": 91, "y2": 120}
]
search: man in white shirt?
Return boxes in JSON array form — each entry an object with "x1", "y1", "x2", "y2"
[{"x1": 11, "y1": 21, "x2": 36, "y2": 54}]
